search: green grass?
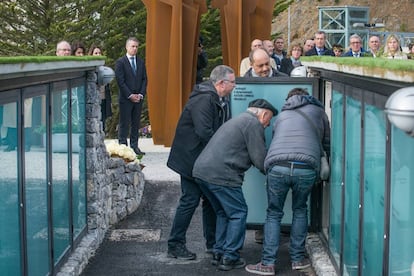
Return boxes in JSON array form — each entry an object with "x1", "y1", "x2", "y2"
[
  {"x1": 0, "y1": 56, "x2": 106, "y2": 64},
  {"x1": 301, "y1": 56, "x2": 414, "y2": 72}
]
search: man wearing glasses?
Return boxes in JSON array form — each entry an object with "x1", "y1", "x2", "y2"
[
  {"x1": 56, "y1": 41, "x2": 72, "y2": 56},
  {"x1": 167, "y1": 65, "x2": 236, "y2": 260},
  {"x1": 342, "y1": 34, "x2": 371, "y2": 57}
]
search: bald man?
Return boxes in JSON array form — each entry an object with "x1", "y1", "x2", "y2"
[
  {"x1": 240, "y1": 39, "x2": 277, "y2": 76},
  {"x1": 243, "y1": 48, "x2": 288, "y2": 77}
]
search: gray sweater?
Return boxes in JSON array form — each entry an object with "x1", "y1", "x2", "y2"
[{"x1": 192, "y1": 111, "x2": 266, "y2": 187}]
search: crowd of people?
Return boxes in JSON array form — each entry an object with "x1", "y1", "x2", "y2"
[
  {"x1": 165, "y1": 30, "x2": 413, "y2": 276},
  {"x1": 237, "y1": 30, "x2": 412, "y2": 80},
  {"x1": 53, "y1": 30, "x2": 411, "y2": 275}
]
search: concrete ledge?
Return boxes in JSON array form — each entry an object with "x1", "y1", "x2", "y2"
[{"x1": 306, "y1": 233, "x2": 337, "y2": 275}]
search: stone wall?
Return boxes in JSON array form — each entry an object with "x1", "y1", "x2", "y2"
[{"x1": 57, "y1": 70, "x2": 145, "y2": 276}]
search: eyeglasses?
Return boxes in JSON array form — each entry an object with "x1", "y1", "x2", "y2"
[
  {"x1": 58, "y1": 48, "x2": 71, "y2": 52},
  {"x1": 223, "y1": 79, "x2": 236, "y2": 84},
  {"x1": 350, "y1": 42, "x2": 361, "y2": 44}
]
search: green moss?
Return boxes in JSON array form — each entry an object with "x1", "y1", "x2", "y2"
[
  {"x1": 301, "y1": 56, "x2": 414, "y2": 72},
  {"x1": 0, "y1": 56, "x2": 106, "y2": 64}
]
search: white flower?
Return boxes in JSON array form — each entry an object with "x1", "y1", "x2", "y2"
[{"x1": 105, "y1": 142, "x2": 137, "y2": 162}]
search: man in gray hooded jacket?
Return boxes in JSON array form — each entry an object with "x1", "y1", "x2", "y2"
[{"x1": 246, "y1": 88, "x2": 330, "y2": 275}]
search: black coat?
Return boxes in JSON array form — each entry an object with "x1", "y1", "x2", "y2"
[
  {"x1": 167, "y1": 81, "x2": 230, "y2": 177},
  {"x1": 279, "y1": 58, "x2": 302, "y2": 76}
]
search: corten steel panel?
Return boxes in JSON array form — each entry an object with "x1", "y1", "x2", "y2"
[
  {"x1": 212, "y1": 0, "x2": 276, "y2": 76},
  {"x1": 143, "y1": 0, "x2": 274, "y2": 145},
  {"x1": 143, "y1": 0, "x2": 206, "y2": 146},
  {"x1": 183, "y1": 0, "x2": 207, "y2": 105}
]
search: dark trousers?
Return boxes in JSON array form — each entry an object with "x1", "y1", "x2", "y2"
[
  {"x1": 118, "y1": 101, "x2": 142, "y2": 148},
  {"x1": 196, "y1": 178, "x2": 247, "y2": 261},
  {"x1": 168, "y1": 175, "x2": 216, "y2": 250}
]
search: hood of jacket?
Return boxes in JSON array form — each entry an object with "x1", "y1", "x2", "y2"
[
  {"x1": 189, "y1": 81, "x2": 220, "y2": 101},
  {"x1": 281, "y1": 95, "x2": 324, "y2": 111}
]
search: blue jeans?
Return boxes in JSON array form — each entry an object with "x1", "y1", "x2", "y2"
[
  {"x1": 261, "y1": 165, "x2": 316, "y2": 265},
  {"x1": 196, "y1": 178, "x2": 247, "y2": 261},
  {"x1": 168, "y1": 175, "x2": 216, "y2": 249}
]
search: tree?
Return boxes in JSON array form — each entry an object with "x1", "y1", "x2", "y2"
[
  {"x1": 98, "y1": 0, "x2": 147, "y2": 138},
  {"x1": 0, "y1": 0, "x2": 148, "y2": 138},
  {"x1": 0, "y1": 0, "x2": 97, "y2": 55}
]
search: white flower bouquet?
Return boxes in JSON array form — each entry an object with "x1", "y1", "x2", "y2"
[{"x1": 105, "y1": 142, "x2": 140, "y2": 164}]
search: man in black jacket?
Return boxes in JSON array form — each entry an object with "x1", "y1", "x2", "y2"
[
  {"x1": 115, "y1": 37, "x2": 148, "y2": 155},
  {"x1": 167, "y1": 65, "x2": 236, "y2": 260}
]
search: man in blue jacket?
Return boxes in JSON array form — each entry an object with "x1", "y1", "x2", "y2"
[
  {"x1": 167, "y1": 65, "x2": 236, "y2": 260},
  {"x1": 246, "y1": 88, "x2": 330, "y2": 275},
  {"x1": 342, "y1": 34, "x2": 372, "y2": 57}
]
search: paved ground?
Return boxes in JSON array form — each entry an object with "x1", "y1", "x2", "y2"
[{"x1": 80, "y1": 139, "x2": 317, "y2": 276}]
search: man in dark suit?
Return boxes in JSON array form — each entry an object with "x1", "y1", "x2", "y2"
[
  {"x1": 115, "y1": 37, "x2": 148, "y2": 155},
  {"x1": 305, "y1": 31, "x2": 334, "y2": 56},
  {"x1": 342, "y1": 34, "x2": 372, "y2": 57}
]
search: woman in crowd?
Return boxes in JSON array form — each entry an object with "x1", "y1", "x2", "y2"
[
  {"x1": 381, "y1": 34, "x2": 407, "y2": 59},
  {"x1": 71, "y1": 41, "x2": 86, "y2": 56},
  {"x1": 279, "y1": 43, "x2": 303, "y2": 76}
]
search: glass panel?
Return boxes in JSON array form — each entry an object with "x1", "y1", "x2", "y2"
[
  {"x1": 0, "y1": 96, "x2": 21, "y2": 275},
  {"x1": 363, "y1": 105, "x2": 386, "y2": 276},
  {"x1": 329, "y1": 90, "x2": 344, "y2": 267},
  {"x1": 24, "y1": 92, "x2": 50, "y2": 276},
  {"x1": 71, "y1": 80, "x2": 86, "y2": 239},
  {"x1": 389, "y1": 126, "x2": 414, "y2": 275},
  {"x1": 343, "y1": 96, "x2": 361, "y2": 275},
  {"x1": 51, "y1": 82, "x2": 70, "y2": 264}
]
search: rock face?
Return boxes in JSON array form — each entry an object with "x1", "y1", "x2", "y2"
[{"x1": 272, "y1": 0, "x2": 414, "y2": 46}]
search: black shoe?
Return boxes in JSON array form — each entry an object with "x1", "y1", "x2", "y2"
[
  {"x1": 4, "y1": 145, "x2": 16, "y2": 152},
  {"x1": 254, "y1": 229, "x2": 264, "y2": 244},
  {"x1": 218, "y1": 257, "x2": 246, "y2": 271},
  {"x1": 211, "y1": 253, "x2": 222, "y2": 266},
  {"x1": 167, "y1": 245, "x2": 196, "y2": 260},
  {"x1": 132, "y1": 147, "x2": 145, "y2": 155}
]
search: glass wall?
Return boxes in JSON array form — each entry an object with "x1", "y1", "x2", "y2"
[
  {"x1": 23, "y1": 87, "x2": 49, "y2": 276},
  {"x1": 326, "y1": 78, "x2": 413, "y2": 275},
  {"x1": 0, "y1": 91, "x2": 21, "y2": 275},
  {"x1": 363, "y1": 101, "x2": 386, "y2": 276},
  {"x1": 0, "y1": 75, "x2": 87, "y2": 275},
  {"x1": 71, "y1": 79, "x2": 87, "y2": 239},
  {"x1": 51, "y1": 82, "x2": 71, "y2": 264},
  {"x1": 329, "y1": 90, "x2": 344, "y2": 267},
  {"x1": 389, "y1": 126, "x2": 414, "y2": 275}
]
